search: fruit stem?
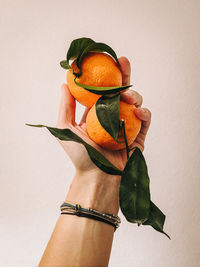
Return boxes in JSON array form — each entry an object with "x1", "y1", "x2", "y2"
[{"x1": 121, "y1": 119, "x2": 130, "y2": 160}]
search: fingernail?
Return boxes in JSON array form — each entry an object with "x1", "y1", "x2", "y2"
[{"x1": 127, "y1": 90, "x2": 134, "y2": 97}]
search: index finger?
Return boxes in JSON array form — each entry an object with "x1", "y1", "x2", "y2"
[{"x1": 118, "y1": 57, "x2": 131, "y2": 85}]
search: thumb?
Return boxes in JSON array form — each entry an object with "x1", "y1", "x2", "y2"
[{"x1": 57, "y1": 84, "x2": 76, "y2": 128}]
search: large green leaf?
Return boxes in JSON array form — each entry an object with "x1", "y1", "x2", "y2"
[
  {"x1": 119, "y1": 147, "x2": 150, "y2": 223},
  {"x1": 67, "y1": 37, "x2": 95, "y2": 62},
  {"x1": 60, "y1": 37, "x2": 132, "y2": 91},
  {"x1": 95, "y1": 94, "x2": 120, "y2": 141},
  {"x1": 74, "y1": 78, "x2": 132, "y2": 95},
  {"x1": 60, "y1": 37, "x2": 95, "y2": 71},
  {"x1": 143, "y1": 201, "x2": 170, "y2": 239},
  {"x1": 60, "y1": 37, "x2": 120, "y2": 76},
  {"x1": 26, "y1": 124, "x2": 122, "y2": 176}
]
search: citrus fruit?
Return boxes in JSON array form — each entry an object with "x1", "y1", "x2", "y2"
[
  {"x1": 86, "y1": 100, "x2": 141, "y2": 150},
  {"x1": 67, "y1": 52, "x2": 122, "y2": 108}
]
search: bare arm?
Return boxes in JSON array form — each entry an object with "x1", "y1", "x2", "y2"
[{"x1": 39, "y1": 171, "x2": 120, "y2": 267}]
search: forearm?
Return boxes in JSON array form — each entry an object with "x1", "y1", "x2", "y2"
[{"x1": 39, "y1": 170, "x2": 121, "y2": 267}]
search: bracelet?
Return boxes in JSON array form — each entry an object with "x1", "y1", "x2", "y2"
[
  {"x1": 60, "y1": 202, "x2": 121, "y2": 231},
  {"x1": 61, "y1": 211, "x2": 117, "y2": 229}
]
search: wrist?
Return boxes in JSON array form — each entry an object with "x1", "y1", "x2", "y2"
[{"x1": 65, "y1": 169, "x2": 121, "y2": 214}]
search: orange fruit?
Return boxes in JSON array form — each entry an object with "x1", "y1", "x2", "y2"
[
  {"x1": 67, "y1": 52, "x2": 122, "y2": 108},
  {"x1": 86, "y1": 101, "x2": 141, "y2": 150}
]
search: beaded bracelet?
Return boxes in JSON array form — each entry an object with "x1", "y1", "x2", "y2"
[{"x1": 60, "y1": 202, "x2": 121, "y2": 230}]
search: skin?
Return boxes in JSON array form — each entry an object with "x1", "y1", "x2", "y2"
[{"x1": 38, "y1": 57, "x2": 151, "y2": 267}]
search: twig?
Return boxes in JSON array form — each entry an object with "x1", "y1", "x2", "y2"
[{"x1": 121, "y1": 119, "x2": 130, "y2": 160}]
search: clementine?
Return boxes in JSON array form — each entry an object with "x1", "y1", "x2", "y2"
[
  {"x1": 86, "y1": 100, "x2": 141, "y2": 150},
  {"x1": 67, "y1": 52, "x2": 122, "y2": 108}
]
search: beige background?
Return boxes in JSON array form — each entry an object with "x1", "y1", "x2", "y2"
[{"x1": 1, "y1": 0, "x2": 200, "y2": 266}]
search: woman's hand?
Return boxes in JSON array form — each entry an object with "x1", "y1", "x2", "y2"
[
  {"x1": 56, "y1": 57, "x2": 151, "y2": 174},
  {"x1": 38, "y1": 57, "x2": 152, "y2": 267}
]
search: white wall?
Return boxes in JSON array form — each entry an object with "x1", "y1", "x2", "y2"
[{"x1": 1, "y1": 0, "x2": 200, "y2": 266}]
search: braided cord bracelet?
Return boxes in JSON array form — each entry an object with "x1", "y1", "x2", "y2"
[{"x1": 60, "y1": 202, "x2": 121, "y2": 230}]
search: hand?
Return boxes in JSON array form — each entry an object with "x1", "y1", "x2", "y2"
[
  {"x1": 38, "y1": 58, "x2": 152, "y2": 267},
  {"x1": 56, "y1": 57, "x2": 151, "y2": 174}
]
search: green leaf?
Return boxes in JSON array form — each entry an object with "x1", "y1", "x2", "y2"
[
  {"x1": 60, "y1": 37, "x2": 95, "y2": 71},
  {"x1": 60, "y1": 60, "x2": 71, "y2": 70},
  {"x1": 77, "y1": 42, "x2": 120, "y2": 69},
  {"x1": 26, "y1": 124, "x2": 122, "y2": 176},
  {"x1": 67, "y1": 37, "x2": 95, "y2": 61},
  {"x1": 60, "y1": 38, "x2": 122, "y2": 78},
  {"x1": 143, "y1": 201, "x2": 170, "y2": 239},
  {"x1": 60, "y1": 38, "x2": 132, "y2": 92},
  {"x1": 119, "y1": 147, "x2": 150, "y2": 224},
  {"x1": 74, "y1": 78, "x2": 132, "y2": 95},
  {"x1": 95, "y1": 94, "x2": 120, "y2": 141}
]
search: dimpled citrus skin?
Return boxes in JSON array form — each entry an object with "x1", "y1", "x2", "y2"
[
  {"x1": 86, "y1": 101, "x2": 141, "y2": 150},
  {"x1": 67, "y1": 52, "x2": 122, "y2": 108}
]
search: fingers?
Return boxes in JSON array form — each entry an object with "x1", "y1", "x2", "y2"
[
  {"x1": 57, "y1": 84, "x2": 76, "y2": 128},
  {"x1": 118, "y1": 57, "x2": 131, "y2": 85},
  {"x1": 118, "y1": 57, "x2": 142, "y2": 107},
  {"x1": 134, "y1": 108, "x2": 151, "y2": 136},
  {"x1": 129, "y1": 108, "x2": 151, "y2": 152},
  {"x1": 79, "y1": 107, "x2": 90, "y2": 125},
  {"x1": 120, "y1": 90, "x2": 143, "y2": 107}
]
